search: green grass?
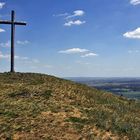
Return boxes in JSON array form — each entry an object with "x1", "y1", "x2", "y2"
[{"x1": 0, "y1": 72, "x2": 140, "y2": 140}]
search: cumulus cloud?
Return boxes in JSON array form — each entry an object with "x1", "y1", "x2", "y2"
[
  {"x1": 54, "y1": 10, "x2": 86, "y2": 26},
  {"x1": 59, "y1": 48, "x2": 89, "y2": 54},
  {"x1": 130, "y1": 0, "x2": 140, "y2": 5},
  {"x1": 66, "y1": 10, "x2": 85, "y2": 19},
  {"x1": 123, "y1": 28, "x2": 140, "y2": 39},
  {"x1": 64, "y1": 20, "x2": 86, "y2": 26},
  {"x1": 73, "y1": 10, "x2": 85, "y2": 16},
  {"x1": 0, "y1": 28, "x2": 5, "y2": 32},
  {"x1": 0, "y1": 2, "x2": 5, "y2": 9},
  {"x1": 59, "y1": 48, "x2": 98, "y2": 58},
  {"x1": 81, "y1": 53, "x2": 98, "y2": 58}
]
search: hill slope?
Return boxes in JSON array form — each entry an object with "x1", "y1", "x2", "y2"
[{"x1": 0, "y1": 73, "x2": 140, "y2": 140}]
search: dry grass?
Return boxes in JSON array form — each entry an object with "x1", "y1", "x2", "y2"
[{"x1": 0, "y1": 72, "x2": 140, "y2": 140}]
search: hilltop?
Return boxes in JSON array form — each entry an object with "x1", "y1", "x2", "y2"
[{"x1": 0, "y1": 73, "x2": 140, "y2": 140}]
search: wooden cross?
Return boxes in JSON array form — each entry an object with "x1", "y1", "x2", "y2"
[{"x1": 0, "y1": 10, "x2": 27, "y2": 72}]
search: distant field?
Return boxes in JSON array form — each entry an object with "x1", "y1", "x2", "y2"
[{"x1": 67, "y1": 77, "x2": 140, "y2": 100}]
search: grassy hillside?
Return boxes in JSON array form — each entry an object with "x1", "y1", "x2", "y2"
[{"x1": 0, "y1": 73, "x2": 140, "y2": 140}]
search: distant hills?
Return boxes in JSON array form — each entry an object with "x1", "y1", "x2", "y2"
[
  {"x1": 0, "y1": 73, "x2": 140, "y2": 139},
  {"x1": 67, "y1": 77, "x2": 140, "y2": 100}
]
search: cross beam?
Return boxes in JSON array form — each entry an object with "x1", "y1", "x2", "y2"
[{"x1": 0, "y1": 10, "x2": 27, "y2": 72}]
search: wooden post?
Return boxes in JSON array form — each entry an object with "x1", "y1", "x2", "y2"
[
  {"x1": 0, "y1": 10, "x2": 27, "y2": 72},
  {"x1": 11, "y1": 10, "x2": 15, "y2": 72}
]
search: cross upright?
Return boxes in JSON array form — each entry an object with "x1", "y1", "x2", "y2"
[{"x1": 0, "y1": 10, "x2": 27, "y2": 72}]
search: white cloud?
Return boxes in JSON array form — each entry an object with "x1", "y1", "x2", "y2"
[
  {"x1": 0, "y1": 52, "x2": 10, "y2": 59},
  {"x1": 53, "y1": 13, "x2": 69, "y2": 17},
  {"x1": 0, "y1": 41, "x2": 10, "y2": 48},
  {"x1": 59, "y1": 48, "x2": 98, "y2": 58},
  {"x1": 123, "y1": 28, "x2": 140, "y2": 39},
  {"x1": 0, "y1": 51, "x2": 29, "y2": 60},
  {"x1": 0, "y1": 2, "x2": 5, "y2": 9},
  {"x1": 0, "y1": 40, "x2": 29, "y2": 48},
  {"x1": 74, "y1": 10, "x2": 85, "y2": 16},
  {"x1": 130, "y1": 0, "x2": 140, "y2": 5},
  {"x1": 15, "y1": 56, "x2": 29, "y2": 60},
  {"x1": 59, "y1": 48, "x2": 89, "y2": 54},
  {"x1": 0, "y1": 51, "x2": 9, "y2": 59},
  {"x1": 54, "y1": 10, "x2": 86, "y2": 26},
  {"x1": 17, "y1": 40, "x2": 29, "y2": 45},
  {"x1": 64, "y1": 20, "x2": 86, "y2": 26},
  {"x1": 81, "y1": 53, "x2": 98, "y2": 58},
  {"x1": 66, "y1": 10, "x2": 85, "y2": 19},
  {"x1": 0, "y1": 28, "x2": 5, "y2": 32},
  {"x1": 0, "y1": 51, "x2": 53, "y2": 70}
]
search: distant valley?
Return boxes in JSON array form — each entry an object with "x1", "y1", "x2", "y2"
[{"x1": 67, "y1": 77, "x2": 140, "y2": 100}]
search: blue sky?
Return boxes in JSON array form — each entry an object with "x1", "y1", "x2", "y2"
[{"x1": 0, "y1": 0, "x2": 140, "y2": 77}]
